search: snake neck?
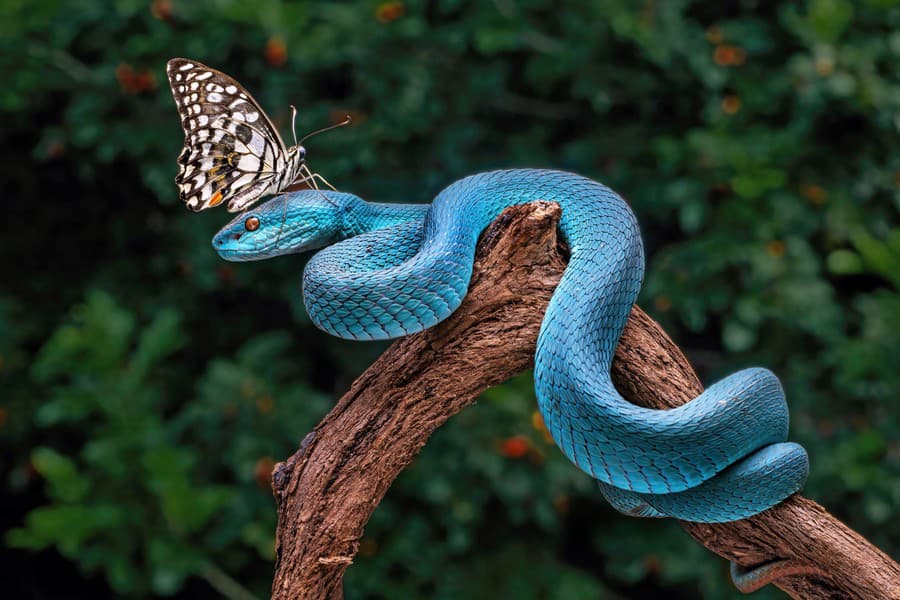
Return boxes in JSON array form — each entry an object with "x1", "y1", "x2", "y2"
[{"x1": 341, "y1": 198, "x2": 430, "y2": 239}]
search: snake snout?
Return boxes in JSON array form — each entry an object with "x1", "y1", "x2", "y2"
[{"x1": 214, "y1": 232, "x2": 242, "y2": 245}]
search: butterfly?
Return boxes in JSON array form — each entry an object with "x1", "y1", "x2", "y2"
[{"x1": 166, "y1": 58, "x2": 349, "y2": 212}]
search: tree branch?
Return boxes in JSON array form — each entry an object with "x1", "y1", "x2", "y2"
[{"x1": 270, "y1": 202, "x2": 900, "y2": 599}]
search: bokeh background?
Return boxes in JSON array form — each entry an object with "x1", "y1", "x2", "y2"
[{"x1": 2, "y1": 1, "x2": 898, "y2": 598}]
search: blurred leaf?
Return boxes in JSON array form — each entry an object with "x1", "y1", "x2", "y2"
[
  {"x1": 131, "y1": 307, "x2": 185, "y2": 380},
  {"x1": 30, "y1": 447, "x2": 90, "y2": 503},
  {"x1": 32, "y1": 291, "x2": 135, "y2": 382}
]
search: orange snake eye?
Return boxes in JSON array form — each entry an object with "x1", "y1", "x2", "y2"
[{"x1": 244, "y1": 216, "x2": 260, "y2": 232}]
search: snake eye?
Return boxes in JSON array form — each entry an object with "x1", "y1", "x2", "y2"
[{"x1": 244, "y1": 216, "x2": 260, "y2": 232}]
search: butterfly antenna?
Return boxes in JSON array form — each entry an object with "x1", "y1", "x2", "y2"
[
  {"x1": 297, "y1": 115, "x2": 352, "y2": 146},
  {"x1": 289, "y1": 105, "x2": 299, "y2": 146}
]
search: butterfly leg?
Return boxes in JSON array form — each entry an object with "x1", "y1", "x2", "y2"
[
  {"x1": 292, "y1": 165, "x2": 341, "y2": 208},
  {"x1": 274, "y1": 165, "x2": 338, "y2": 246},
  {"x1": 308, "y1": 172, "x2": 338, "y2": 192},
  {"x1": 294, "y1": 163, "x2": 339, "y2": 192}
]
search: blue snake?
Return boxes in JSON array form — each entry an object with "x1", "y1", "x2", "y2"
[{"x1": 213, "y1": 169, "x2": 809, "y2": 579}]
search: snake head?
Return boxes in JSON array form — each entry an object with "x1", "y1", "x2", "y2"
[{"x1": 213, "y1": 190, "x2": 348, "y2": 261}]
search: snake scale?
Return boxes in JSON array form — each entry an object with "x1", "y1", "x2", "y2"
[{"x1": 213, "y1": 169, "x2": 810, "y2": 585}]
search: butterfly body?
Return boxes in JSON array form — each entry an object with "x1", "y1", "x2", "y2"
[{"x1": 167, "y1": 58, "x2": 315, "y2": 212}]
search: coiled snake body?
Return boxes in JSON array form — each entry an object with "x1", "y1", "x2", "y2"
[{"x1": 214, "y1": 169, "x2": 808, "y2": 542}]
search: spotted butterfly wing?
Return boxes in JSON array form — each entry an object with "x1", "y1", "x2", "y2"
[{"x1": 166, "y1": 58, "x2": 301, "y2": 212}]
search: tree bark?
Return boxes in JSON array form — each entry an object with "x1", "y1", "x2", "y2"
[{"x1": 271, "y1": 202, "x2": 900, "y2": 600}]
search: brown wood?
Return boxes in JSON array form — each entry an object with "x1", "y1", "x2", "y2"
[{"x1": 270, "y1": 202, "x2": 900, "y2": 600}]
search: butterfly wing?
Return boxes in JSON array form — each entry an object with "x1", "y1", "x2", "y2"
[{"x1": 166, "y1": 58, "x2": 293, "y2": 212}]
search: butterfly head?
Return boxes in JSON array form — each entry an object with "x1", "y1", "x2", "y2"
[
  {"x1": 288, "y1": 144, "x2": 307, "y2": 165},
  {"x1": 213, "y1": 190, "x2": 350, "y2": 261}
]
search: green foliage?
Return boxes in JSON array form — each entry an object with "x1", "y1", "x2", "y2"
[
  {"x1": 6, "y1": 292, "x2": 331, "y2": 596},
  {"x1": 1, "y1": 1, "x2": 898, "y2": 598}
]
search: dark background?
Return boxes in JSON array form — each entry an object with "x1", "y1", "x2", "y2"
[{"x1": 1, "y1": 1, "x2": 898, "y2": 598}]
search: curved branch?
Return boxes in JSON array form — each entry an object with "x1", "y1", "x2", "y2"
[{"x1": 270, "y1": 202, "x2": 900, "y2": 599}]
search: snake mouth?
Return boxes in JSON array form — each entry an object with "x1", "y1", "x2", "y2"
[{"x1": 213, "y1": 222, "x2": 317, "y2": 261}]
